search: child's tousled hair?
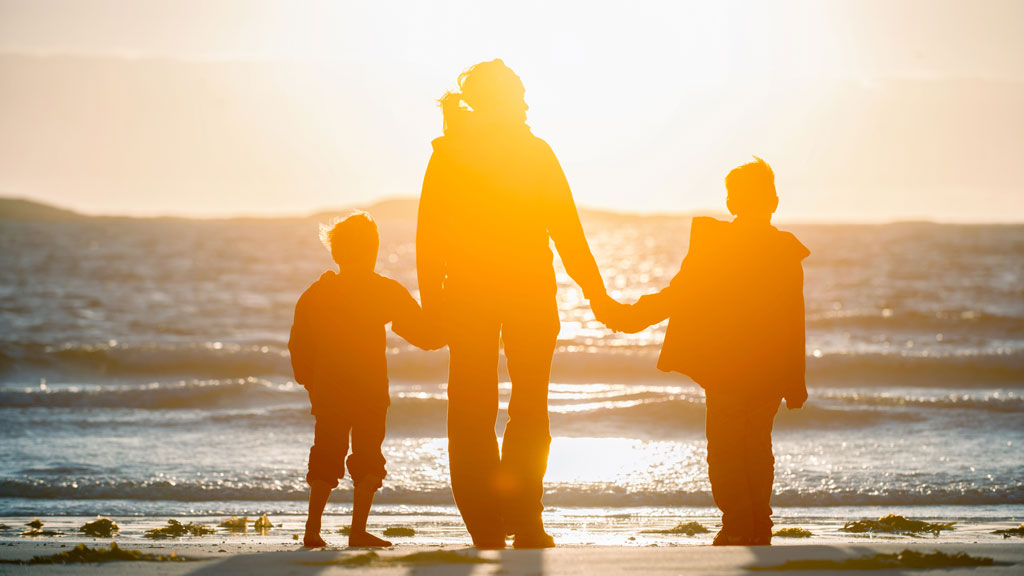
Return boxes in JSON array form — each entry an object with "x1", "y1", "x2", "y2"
[
  {"x1": 440, "y1": 59, "x2": 526, "y2": 134},
  {"x1": 319, "y1": 211, "x2": 379, "y2": 268},
  {"x1": 725, "y1": 156, "x2": 777, "y2": 214}
]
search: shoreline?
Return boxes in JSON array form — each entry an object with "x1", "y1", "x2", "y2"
[{"x1": 2, "y1": 508, "x2": 1022, "y2": 547}]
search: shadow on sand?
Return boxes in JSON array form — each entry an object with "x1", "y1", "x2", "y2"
[{"x1": 185, "y1": 547, "x2": 544, "y2": 576}]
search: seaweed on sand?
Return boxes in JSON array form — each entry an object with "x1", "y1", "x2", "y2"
[
  {"x1": 382, "y1": 526, "x2": 415, "y2": 537},
  {"x1": 772, "y1": 527, "x2": 812, "y2": 538},
  {"x1": 336, "y1": 525, "x2": 351, "y2": 535},
  {"x1": 253, "y1": 514, "x2": 274, "y2": 532},
  {"x1": 0, "y1": 543, "x2": 191, "y2": 565},
  {"x1": 640, "y1": 521, "x2": 710, "y2": 536},
  {"x1": 218, "y1": 516, "x2": 248, "y2": 532},
  {"x1": 21, "y1": 520, "x2": 62, "y2": 537},
  {"x1": 0, "y1": 524, "x2": 9, "y2": 530},
  {"x1": 993, "y1": 523, "x2": 1024, "y2": 538},
  {"x1": 143, "y1": 519, "x2": 215, "y2": 539},
  {"x1": 21, "y1": 528, "x2": 64, "y2": 537},
  {"x1": 750, "y1": 549, "x2": 998, "y2": 571},
  {"x1": 302, "y1": 550, "x2": 495, "y2": 567},
  {"x1": 79, "y1": 517, "x2": 120, "y2": 538},
  {"x1": 840, "y1": 514, "x2": 955, "y2": 536}
]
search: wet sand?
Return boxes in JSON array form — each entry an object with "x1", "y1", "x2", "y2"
[
  {"x1": 1, "y1": 540, "x2": 1023, "y2": 575},
  {"x1": 2, "y1": 513, "x2": 1023, "y2": 574}
]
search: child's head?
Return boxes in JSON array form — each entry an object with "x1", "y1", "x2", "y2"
[
  {"x1": 319, "y1": 212, "x2": 379, "y2": 272},
  {"x1": 725, "y1": 157, "x2": 779, "y2": 219}
]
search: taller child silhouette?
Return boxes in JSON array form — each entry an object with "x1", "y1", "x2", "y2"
[{"x1": 417, "y1": 59, "x2": 607, "y2": 549}]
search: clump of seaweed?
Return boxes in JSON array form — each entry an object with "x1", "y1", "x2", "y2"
[
  {"x1": 773, "y1": 527, "x2": 812, "y2": 538},
  {"x1": 21, "y1": 528, "x2": 64, "y2": 537},
  {"x1": 79, "y1": 517, "x2": 120, "y2": 538},
  {"x1": 383, "y1": 526, "x2": 415, "y2": 537},
  {"x1": 218, "y1": 516, "x2": 248, "y2": 532},
  {"x1": 0, "y1": 524, "x2": 9, "y2": 530},
  {"x1": 993, "y1": 523, "x2": 1024, "y2": 538},
  {"x1": 21, "y1": 519, "x2": 62, "y2": 537},
  {"x1": 641, "y1": 521, "x2": 710, "y2": 536},
  {"x1": 143, "y1": 519, "x2": 215, "y2": 539},
  {"x1": 253, "y1": 514, "x2": 274, "y2": 533},
  {"x1": 336, "y1": 525, "x2": 351, "y2": 535},
  {"x1": 302, "y1": 550, "x2": 494, "y2": 567},
  {"x1": 7, "y1": 543, "x2": 190, "y2": 565},
  {"x1": 840, "y1": 514, "x2": 954, "y2": 536},
  {"x1": 751, "y1": 549, "x2": 997, "y2": 571}
]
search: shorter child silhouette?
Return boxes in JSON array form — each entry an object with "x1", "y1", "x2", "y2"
[
  {"x1": 596, "y1": 157, "x2": 809, "y2": 545},
  {"x1": 289, "y1": 212, "x2": 442, "y2": 548}
]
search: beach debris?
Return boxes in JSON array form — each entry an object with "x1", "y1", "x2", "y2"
[
  {"x1": 840, "y1": 514, "x2": 955, "y2": 536},
  {"x1": 0, "y1": 524, "x2": 9, "y2": 530},
  {"x1": 750, "y1": 549, "x2": 998, "y2": 571},
  {"x1": 336, "y1": 525, "x2": 351, "y2": 535},
  {"x1": 640, "y1": 521, "x2": 710, "y2": 536},
  {"x1": 292, "y1": 533, "x2": 300, "y2": 540},
  {"x1": 772, "y1": 527, "x2": 812, "y2": 538},
  {"x1": 0, "y1": 543, "x2": 191, "y2": 565},
  {"x1": 218, "y1": 516, "x2": 248, "y2": 532},
  {"x1": 993, "y1": 523, "x2": 1024, "y2": 538},
  {"x1": 302, "y1": 550, "x2": 495, "y2": 567},
  {"x1": 253, "y1": 514, "x2": 274, "y2": 532},
  {"x1": 382, "y1": 526, "x2": 415, "y2": 537},
  {"x1": 20, "y1": 519, "x2": 63, "y2": 537},
  {"x1": 21, "y1": 528, "x2": 64, "y2": 537},
  {"x1": 143, "y1": 519, "x2": 215, "y2": 539},
  {"x1": 79, "y1": 517, "x2": 120, "y2": 538}
]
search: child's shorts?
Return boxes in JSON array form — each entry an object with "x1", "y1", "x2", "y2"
[{"x1": 306, "y1": 406, "x2": 387, "y2": 490}]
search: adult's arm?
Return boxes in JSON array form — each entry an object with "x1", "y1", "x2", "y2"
[
  {"x1": 541, "y1": 142, "x2": 606, "y2": 299},
  {"x1": 417, "y1": 152, "x2": 447, "y2": 316},
  {"x1": 389, "y1": 280, "x2": 445, "y2": 351}
]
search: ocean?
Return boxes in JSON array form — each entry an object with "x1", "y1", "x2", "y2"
[{"x1": 1, "y1": 205, "x2": 1022, "y2": 539}]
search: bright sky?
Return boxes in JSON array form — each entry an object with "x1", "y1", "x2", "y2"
[{"x1": 1, "y1": 0, "x2": 1022, "y2": 221}]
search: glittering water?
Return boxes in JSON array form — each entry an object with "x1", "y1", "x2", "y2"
[{"x1": 1, "y1": 211, "x2": 1022, "y2": 518}]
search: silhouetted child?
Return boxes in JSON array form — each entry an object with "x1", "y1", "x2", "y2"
[
  {"x1": 289, "y1": 212, "x2": 442, "y2": 548},
  {"x1": 596, "y1": 157, "x2": 809, "y2": 546}
]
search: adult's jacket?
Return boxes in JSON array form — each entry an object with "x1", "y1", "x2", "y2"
[{"x1": 417, "y1": 121, "x2": 605, "y2": 313}]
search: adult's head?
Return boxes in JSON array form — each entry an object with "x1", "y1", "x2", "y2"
[
  {"x1": 725, "y1": 157, "x2": 779, "y2": 218},
  {"x1": 440, "y1": 59, "x2": 528, "y2": 134},
  {"x1": 319, "y1": 211, "x2": 379, "y2": 272}
]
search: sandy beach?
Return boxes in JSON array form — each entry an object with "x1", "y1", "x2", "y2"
[
  {"x1": 1, "y1": 540, "x2": 1023, "y2": 575},
  {"x1": 2, "y1": 514, "x2": 1024, "y2": 574}
]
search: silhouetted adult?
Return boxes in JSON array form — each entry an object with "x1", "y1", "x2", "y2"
[{"x1": 417, "y1": 60, "x2": 607, "y2": 549}]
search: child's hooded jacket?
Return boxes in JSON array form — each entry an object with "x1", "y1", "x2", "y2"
[{"x1": 636, "y1": 217, "x2": 810, "y2": 404}]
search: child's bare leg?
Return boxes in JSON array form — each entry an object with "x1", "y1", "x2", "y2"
[
  {"x1": 348, "y1": 477, "x2": 391, "y2": 547},
  {"x1": 303, "y1": 478, "x2": 332, "y2": 547}
]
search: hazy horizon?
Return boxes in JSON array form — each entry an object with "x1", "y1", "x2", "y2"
[{"x1": 2, "y1": 0, "x2": 1022, "y2": 222}]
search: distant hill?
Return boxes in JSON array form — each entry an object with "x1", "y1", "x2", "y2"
[
  {"x1": 311, "y1": 197, "x2": 420, "y2": 222},
  {"x1": 0, "y1": 197, "x2": 83, "y2": 220},
  {"x1": 312, "y1": 197, "x2": 722, "y2": 223},
  {"x1": 0, "y1": 196, "x2": 722, "y2": 223}
]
